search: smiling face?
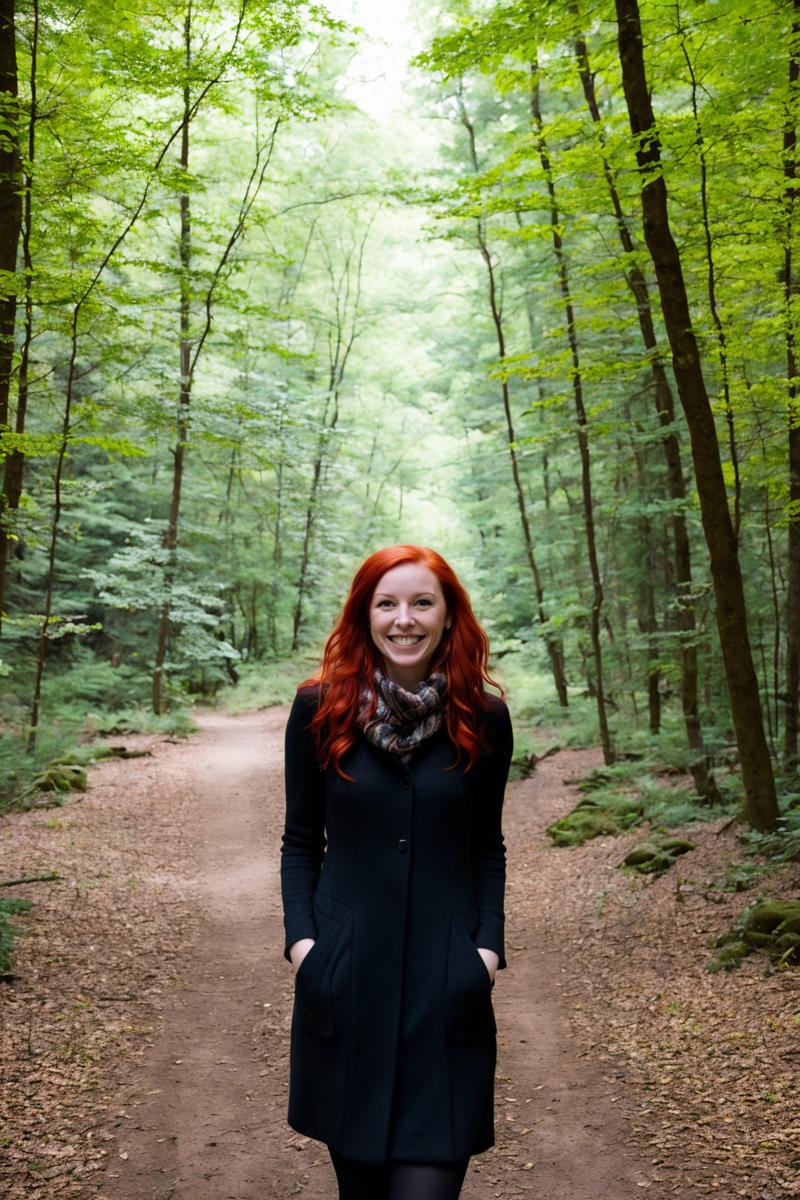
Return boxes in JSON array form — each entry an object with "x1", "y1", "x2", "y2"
[{"x1": 368, "y1": 561, "x2": 452, "y2": 690}]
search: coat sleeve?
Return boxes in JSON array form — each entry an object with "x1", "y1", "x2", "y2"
[
  {"x1": 280, "y1": 688, "x2": 327, "y2": 963},
  {"x1": 471, "y1": 697, "x2": 513, "y2": 970}
]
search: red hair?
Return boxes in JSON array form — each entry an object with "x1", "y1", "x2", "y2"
[{"x1": 299, "y1": 544, "x2": 503, "y2": 778}]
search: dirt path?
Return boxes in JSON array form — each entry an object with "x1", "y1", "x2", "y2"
[
  {"x1": 5, "y1": 708, "x2": 796, "y2": 1200},
  {"x1": 92, "y1": 710, "x2": 663, "y2": 1200}
]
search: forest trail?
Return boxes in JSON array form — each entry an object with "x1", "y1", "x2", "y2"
[{"x1": 95, "y1": 708, "x2": 668, "y2": 1200}]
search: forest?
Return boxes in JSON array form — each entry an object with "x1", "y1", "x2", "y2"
[
  {"x1": 2, "y1": 0, "x2": 799, "y2": 830},
  {"x1": 1, "y1": 2, "x2": 799, "y2": 1197}
]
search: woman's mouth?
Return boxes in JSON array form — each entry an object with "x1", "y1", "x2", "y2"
[{"x1": 389, "y1": 635, "x2": 424, "y2": 646}]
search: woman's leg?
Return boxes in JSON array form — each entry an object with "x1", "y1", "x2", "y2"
[
  {"x1": 328, "y1": 1146, "x2": 390, "y2": 1200},
  {"x1": 386, "y1": 1158, "x2": 470, "y2": 1200}
]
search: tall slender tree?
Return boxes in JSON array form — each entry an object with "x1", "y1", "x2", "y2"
[
  {"x1": 528, "y1": 58, "x2": 613, "y2": 761},
  {"x1": 0, "y1": 0, "x2": 23, "y2": 627},
  {"x1": 455, "y1": 86, "x2": 569, "y2": 707},
  {"x1": 783, "y1": 0, "x2": 800, "y2": 770},
  {"x1": 152, "y1": 3, "x2": 282, "y2": 711},
  {"x1": 615, "y1": 0, "x2": 778, "y2": 831},
  {"x1": 572, "y1": 27, "x2": 718, "y2": 799},
  {"x1": 292, "y1": 218, "x2": 370, "y2": 650}
]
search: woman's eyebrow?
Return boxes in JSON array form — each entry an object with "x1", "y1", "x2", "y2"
[{"x1": 373, "y1": 591, "x2": 437, "y2": 600}]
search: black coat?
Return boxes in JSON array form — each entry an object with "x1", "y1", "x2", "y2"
[{"x1": 280, "y1": 684, "x2": 513, "y2": 1166}]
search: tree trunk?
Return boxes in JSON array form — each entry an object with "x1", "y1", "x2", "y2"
[
  {"x1": 151, "y1": 11, "x2": 272, "y2": 706},
  {"x1": 457, "y1": 89, "x2": 569, "y2": 707},
  {"x1": 680, "y1": 34, "x2": 741, "y2": 540},
  {"x1": 783, "y1": 0, "x2": 800, "y2": 771},
  {"x1": 479, "y1": 230, "x2": 568, "y2": 705},
  {"x1": 626, "y1": 405, "x2": 660, "y2": 732},
  {"x1": 615, "y1": 0, "x2": 778, "y2": 831},
  {"x1": 0, "y1": 0, "x2": 23, "y2": 628},
  {"x1": 292, "y1": 393, "x2": 333, "y2": 652},
  {"x1": 529, "y1": 62, "x2": 613, "y2": 760},
  {"x1": 573, "y1": 29, "x2": 719, "y2": 799},
  {"x1": 292, "y1": 222, "x2": 370, "y2": 651},
  {"x1": 0, "y1": 0, "x2": 19, "y2": 429},
  {"x1": 152, "y1": 14, "x2": 192, "y2": 715}
]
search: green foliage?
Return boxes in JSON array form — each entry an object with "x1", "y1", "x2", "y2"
[
  {"x1": 213, "y1": 656, "x2": 320, "y2": 713},
  {"x1": 708, "y1": 861, "x2": 773, "y2": 894},
  {"x1": 0, "y1": 898, "x2": 33, "y2": 975},
  {"x1": 0, "y1": 727, "x2": 80, "y2": 812},
  {"x1": 738, "y1": 801, "x2": 800, "y2": 865},
  {"x1": 547, "y1": 759, "x2": 728, "y2": 847},
  {"x1": 86, "y1": 708, "x2": 197, "y2": 738}
]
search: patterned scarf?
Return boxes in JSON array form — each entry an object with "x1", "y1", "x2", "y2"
[{"x1": 358, "y1": 668, "x2": 447, "y2": 760}]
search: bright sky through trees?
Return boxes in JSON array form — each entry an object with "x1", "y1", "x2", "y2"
[
  {"x1": 324, "y1": 0, "x2": 423, "y2": 119},
  {"x1": 316, "y1": 0, "x2": 475, "y2": 558}
]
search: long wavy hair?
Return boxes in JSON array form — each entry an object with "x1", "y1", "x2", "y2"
[{"x1": 299, "y1": 544, "x2": 503, "y2": 778}]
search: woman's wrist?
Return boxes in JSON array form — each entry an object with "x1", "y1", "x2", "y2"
[
  {"x1": 289, "y1": 937, "x2": 315, "y2": 971},
  {"x1": 476, "y1": 947, "x2": 500, "y2": 980}
]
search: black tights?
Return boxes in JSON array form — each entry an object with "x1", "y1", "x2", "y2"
[{"x1": 328, "y1": 1146, "x2": 469, "y2": 1200}]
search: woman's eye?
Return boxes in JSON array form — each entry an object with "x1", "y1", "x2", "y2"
[{"x1": 416, "y1": 599, "x2": 433, "y2": 607}]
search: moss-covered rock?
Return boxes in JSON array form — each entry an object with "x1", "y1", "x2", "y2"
[
  {"x1": 547, "y1": 792, "x2": 645, "y2": 848},
  {"x1": 708, "y1": 898, "x2": 800, "y2": 971},
  {"x1": 707, "y1": 940, "x2": 750, "y2": 972},
  {"x1": 17, "y1": 760, "x2": 88, "y2": 811},
  {"x1": 657, "y1": 837, "x2": 696, "y2": 854},
  {"x1": 745, "y1": 900, "x2": 800, "y2": 935},
  {"x1": 33, "y1": 761, "x2": 87, "y2": 793},
  {"x1": 620, "y1": 833, "x2": 695, "y2": 875},
  {"x1": 622, "y1": 842, "x2": 660, "y2": 866}
]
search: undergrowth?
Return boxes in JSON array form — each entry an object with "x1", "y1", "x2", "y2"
[
  {"x1": 214, "y1": 655, "x2": 320, "y2": 714},
  {"x1": 0, "y1": 897, "x2": 33, "y2": 975},
  {"x1": 546, "y1": 757, "x2": 734, "y2": 848},
  {"x1": 0, "y1": 649, "x2": 196, "y2": 812}
]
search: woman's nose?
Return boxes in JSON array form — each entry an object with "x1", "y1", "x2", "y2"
[{"x1": 394, "y1": 607, "x2": 415, "y2": 627}]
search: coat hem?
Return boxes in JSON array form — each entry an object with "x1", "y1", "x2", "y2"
[{"x1": 286, "y1": 1118, "x2": 493, "y2": 1167}]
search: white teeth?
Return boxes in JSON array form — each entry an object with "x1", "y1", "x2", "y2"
[{"x1": 391, "y1": 636, "x2": 423, "y2": 645}]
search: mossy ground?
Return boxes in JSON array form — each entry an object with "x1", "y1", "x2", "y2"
[
  {"x1": 545, "y1": 758, "x2": 727, "y2": 849},
  {"x1": 0, "y1": 649, "x2": 196, "y2": 812},
  {"x1": 709, "y1": 899, "x2": 800, "y2": 972}
]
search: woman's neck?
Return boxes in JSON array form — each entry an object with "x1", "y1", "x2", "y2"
[{"x1": 380, "y1": 662, "x2": 428, "y2": 691}]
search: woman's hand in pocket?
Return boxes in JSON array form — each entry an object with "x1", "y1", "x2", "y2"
[
  {"x1": 476, "y1": 947, "x2": 499, "y2": 983},
  {"x1": 289, "y1": 937, "x2": 316, "y2": 974}
]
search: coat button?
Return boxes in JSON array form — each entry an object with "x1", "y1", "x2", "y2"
[{"x1": 396, "y1": 838, "x2": 409, "y2": 853}]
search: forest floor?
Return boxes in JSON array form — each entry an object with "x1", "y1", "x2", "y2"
[{"x1": 0, "y1": 706, "x2": 798, "y2": 1200}]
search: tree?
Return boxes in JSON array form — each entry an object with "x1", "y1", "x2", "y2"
[
  {"x1": 0, "y1": 0, "x2": 23, "y2": 627},
  {"x1": 614, "y1": 0, "x2": 779, "y2": 831},
  {"x1": 571, "y1": 22, "x2": 718, "y2": 799},
  {"x1": 782, "y1": 0, "x2": 800, "y2": 770},
  {"x1": 452, "y1": 82, "x2": 569, "y2": 707}
]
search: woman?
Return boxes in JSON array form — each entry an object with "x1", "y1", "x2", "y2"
[{"x1": 280, "y1": 545, "x2": 513, "y2": 1200}]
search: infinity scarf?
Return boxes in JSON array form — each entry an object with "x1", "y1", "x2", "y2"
[{"x1": 358, "y1": 668, "x2": 447, "y2": 760}]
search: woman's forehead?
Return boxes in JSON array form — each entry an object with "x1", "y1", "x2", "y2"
[{"x1": 372, "y1": 562, "x2": 443, "y2": 596}]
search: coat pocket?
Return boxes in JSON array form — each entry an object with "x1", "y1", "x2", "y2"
[
  {"x1": 294, "y1": 892, "x2": 353, "y2": 1038},
  {"x1": 446, "y1": 909, "x2": 496, "y2": 1043}
]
